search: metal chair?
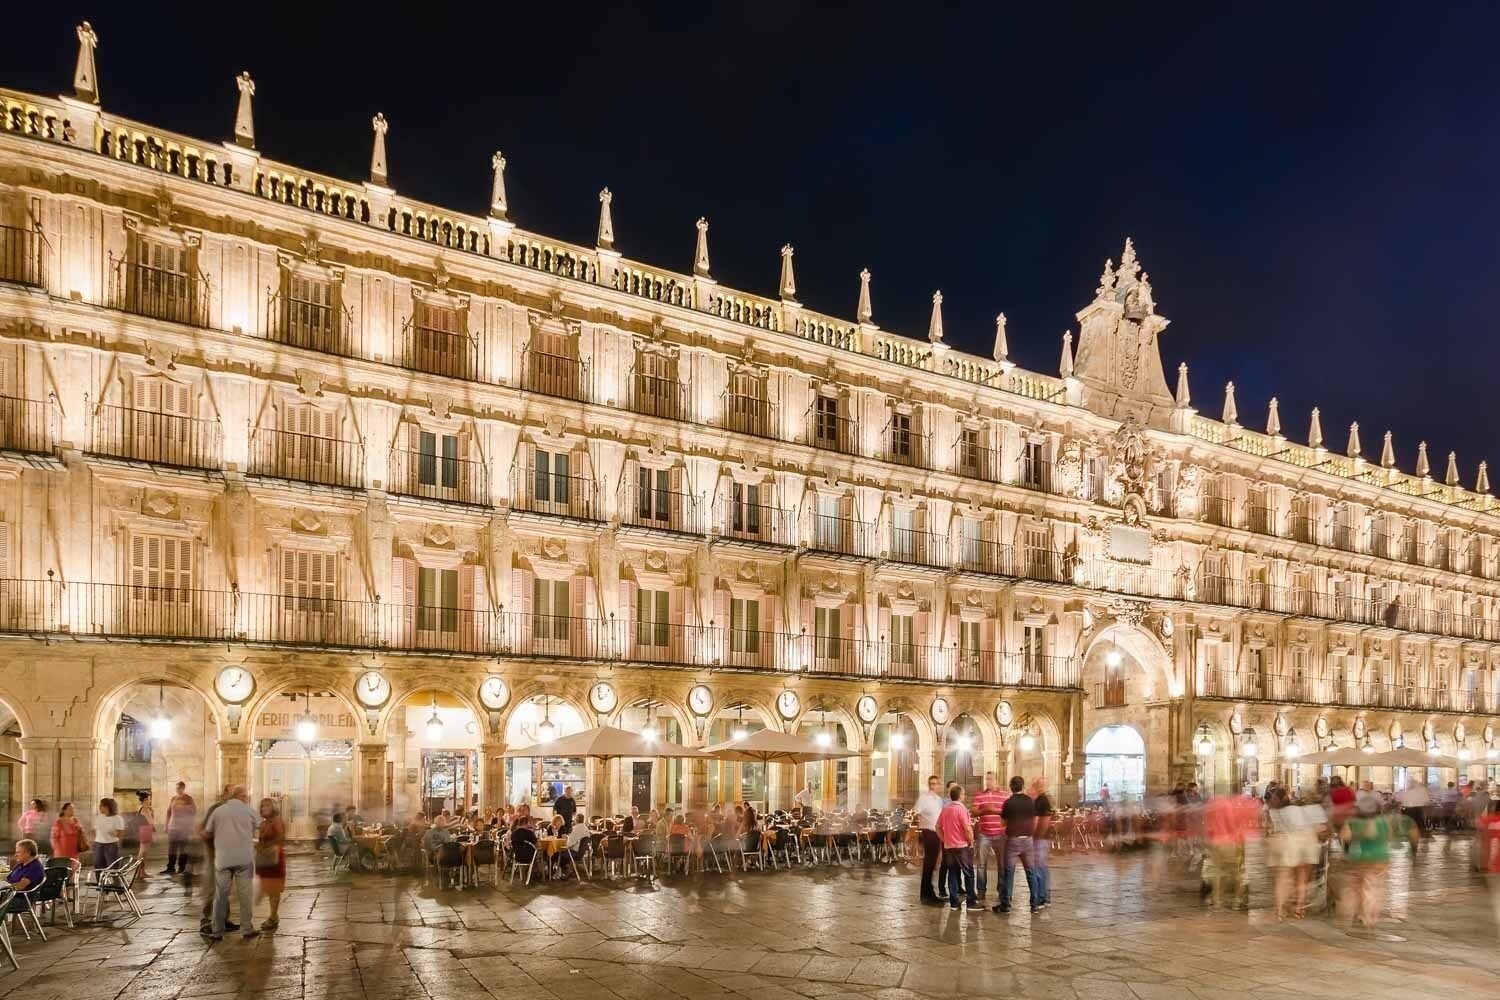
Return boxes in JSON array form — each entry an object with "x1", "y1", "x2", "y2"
[
  {"x1": 508, "y1": 837, "x2": 539, "y2": 885},
  {"x1": 737, "y1": 832, "x2": 765, "y2": 871},
  {"x1": 91, "y1": 856, "x2": 143, "y2": 920},
  {"x1": 704, "y1": 835, "x2": 731, "y2": 873},
  {"x1": 631, "y1": 836, "x2": 659, "y2": 880},
  {"x1": 0, "y1": 887, "x2": 17, "y2": 971},
  {"x1": 470, "y1": 840, "x2": 499, "y2": 887},
  {"x1": 601, "y1": 835, "x2": 629, "y2": 879},
  {"x1": 435, "y1": 841, "x2": 465, "y2": 890},
  {"x1": 665, "y1": 834, "x2": 692, "y2": 875}
]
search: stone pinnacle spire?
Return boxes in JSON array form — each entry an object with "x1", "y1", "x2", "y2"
[
  {"x1": 488, "y1": 151, "x2": 508, "y2": 220},
  {"x1": 369, "y1": 114, "x2": 390, "y2": 187},
  {"x1": 233, "y1": 71, "x2": 256, "y2": 148},
  {"x1": 693, "y1": 218, "x2": 710, "y2": 277},
  {"x1": 1478, "y1": 460, "x2": 1491, "y2": 494},
  {"x1": 1174, "y1": 362, "x2": 1191, "y2": 408},
  {"x1": 927, "y1": 291, "x2": 944, "y2": 344},
  {"x1": 993, "y1": 313, "x2": 1009, "y2": 363},
  {"x1": 1223, "y1": 381, "x2": 1238, "y2": 425},
  {"x1": 1117, "y1": 237, "x2": 1140, "y2": 285},
  {"x1": 1347, "y1": 422, "x2": 1361, "y2": 459},
  {"x1": 73, "y1": 21, "x2": 99, "y2": 104},
  {"x1": 1095, "y1": 258, "x2": 1116, "y2": 299},
  {"x1": 596, "y1": 188, "x2": 614, "y2": 250},
  {"x1": 1446, "y1": 451, "x2": 1460, "y2": 487},
  {"x1": 1266, "y1": 397, "x2": 1281, "y2": 437},
  {"x1": 1417, "y1": 441, "x2": 1431, "y2": 478},
  {"x1": 1309, "y1": 407, "x2": 1324, "y2": 449},
  {"x1": 1380, "y1": 431, "x2": 1395, "y2": 469},
  {"x1": 857, "y1": 269, "x2": 873, "y2": 324},
  {"x1": 1060, "y1": 330, "x2": 1075, "y2": 378},
  {"x1": 779, "y1": 245, "x2": 797, "y2": 300}
]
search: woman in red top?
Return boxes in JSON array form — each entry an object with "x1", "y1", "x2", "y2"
[
  {"x1": 49, "y1": 801, "x2": 86, "y2": 860},
  {"x1": 255, "y1": 798, "x2": 287, "y2": 932}
]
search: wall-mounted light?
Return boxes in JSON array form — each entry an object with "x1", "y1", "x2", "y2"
[
  {"x1": 1018, "y1": 729, "x2": 1037, "y2": 753},
  {"x1": 295, "y1": 689, "x2": 317, "y2": 745},
  {"x1": 149, "y1": 684, "x2": 172, "y2": 741},
  {"x1": 889, "y1": 731, "x2": 906, "y2": 751},
  {"x1": 1240, "y1": 726, "x2": 1258, "y2": 758},
  {"x1": 954, "y1": 733, "x2": 972, "y2": 753},
  {"x1": 425, "y1": 692, "x2": 445, "y2": 744}
]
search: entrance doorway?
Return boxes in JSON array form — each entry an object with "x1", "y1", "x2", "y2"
[
  {"x1": 422, "y1": 750, "x2": 476, "y2": 816},
  {"x1": 631, "y1": 762, "x2": 653, "y2": 813},
  {"x1": 1084, "y1": 725, "x2": 1146, "y2": 802}
]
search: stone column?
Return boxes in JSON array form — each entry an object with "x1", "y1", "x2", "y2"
[
  {"x1": 586, "y1": 759, "x2": 607, "y2": 816},
  {"x1": 845, "y1": 757, "x2": 868, "y2": 809},
  {"x1": 480, "y1": 742, "x2": 506, "y2": 812},
  {"x1": 19, "y1": 736, "x2": 101, "y2": 807},
  {"x1": 772, "y1": 761, "x2": 794, "y2": 811},
  {"x1": 686, "y1": 755, "x2": 708, "y2": 810},
  {"x1": 217, "y1": 741, "x2": 251, "y2": 790},
  {"x1": 357, "y1": 743, "x2": 388, "y2": 819}
]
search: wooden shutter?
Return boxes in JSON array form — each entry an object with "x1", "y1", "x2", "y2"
[
  {"x1": 914, "y1": 610, "x2": 931, "y2": 678},
  {"x1": 567, "y1": 573, "x2": 587, "y2": 656},
  {"x1": 460, "y1": 564, "x2": 486, "y2": 651},
  {"x1": 619, "y1": 579, "x2": 638, "y2": 658},
  {"x1": 0, "y1": 521, "x2": 9, "y2": 580},
  {"x1": 392, "y1": 556, "x2": 416, "y2": 647},
  {"x1": 669, "y1": 466, "x2": 686, "y2": 529}
]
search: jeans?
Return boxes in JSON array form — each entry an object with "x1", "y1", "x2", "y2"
[
  {"x1": 92, "y1": 841, "x2": 120, "y2": 871},
  {"x1": 1032, "y1": 838, "x2": 1050, "y2": 904},
  {"x1": 166, "y1": 832, "x2": 192, "y2": 872},
  {"x1": 943, "y1": 846, "x2": 977, "y2": 906},
  {"x1": 919, "y1": 829, "x2": 943, "y2": 898},
  {"x1": 1000, "y1": 835, "x2": 1038, "y2": 909},
  {"x1": 974, "y1": 832, "x2": 1004, "y2": 896},
  {"x1": 212, "y1": 864, "x2": 254, "y2": 935}
]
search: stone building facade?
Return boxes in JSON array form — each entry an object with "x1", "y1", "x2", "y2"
[{"x1": 0, "y1": 26, "x2": 1494, "y2": 829}]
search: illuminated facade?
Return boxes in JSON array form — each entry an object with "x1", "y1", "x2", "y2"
[{"x1": 0, "y1": 25, "x2": 1495, "y2": 827}]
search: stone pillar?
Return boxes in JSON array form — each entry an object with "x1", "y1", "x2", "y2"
[
  {"x1": 586, "y1": 759, "x2": 607, "y2": 816},
  {"x1": 217, "y1": 741, "x2": 250, "y2": 791},
  {"x1": 846, "y1": 757, "x2": 868, "y2": 809},
  {"x1": 686, "y1": 755, "x2": 708, "y2": 810},
  {"x1": 480, "y1": 742, "x2": 506, "y2": 813},
  {"x1": 357, "y1": 743, "x2": 388, "y2": 819},
  {"x1": 19, "y1": 736, "x2": 100, "y2": 807},
  {"x1": 772, "y1": 761, "x2": 794, "y2": 811}
]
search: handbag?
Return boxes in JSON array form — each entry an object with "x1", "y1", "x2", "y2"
[{"x1": 254, "y1": 842, "x2": 280, "y2": 868}]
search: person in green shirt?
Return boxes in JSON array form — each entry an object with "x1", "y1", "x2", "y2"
[{"x1": 1339, "y1": 799, "x2": 1416, "y2": 927}]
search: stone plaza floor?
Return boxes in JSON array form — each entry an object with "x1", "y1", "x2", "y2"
[{"x1": 3, "y1": 836, "x2": 1498, "y2": 1000}]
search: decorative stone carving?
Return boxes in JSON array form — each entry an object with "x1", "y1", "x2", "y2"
[{"x1": 294, "y1": 369, "x2": 325, "y2": 397}]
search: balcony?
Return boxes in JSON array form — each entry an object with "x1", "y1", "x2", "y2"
[
  {"x1": 522, "y1": 348, "x2": 588, "y2": 402},
  {"x1": 957, "y1": 538, "x2": 1015, "y2": 576},
  {"x1": 398, "y1": 318, "x2": 477, "y2": 381},
  {"x1": 388, "y1": 447, "x2": 490, "y2": 506},
  {"x1": 492, "y1": 611, "x2": 614, "y2": 660},
  {"x1": 89, "y1": 404, "x2": 222, "y2": 470},
  {"x1": 108, "y1": 254, "x2": 209, "y2": 328},
  {"x1": 509, "y1": 464, "x2": 600, "y2": 521},
  {"x1": 1200, "y1": 495, "x2": 1235, "y2": 528},
  {"x1": 1200, "y1": 671, "x2": 1493, "y2": 714},
  {"x1": 621, "y1": 482, "x2": 701, "y2": 534},
  {"x1": 724, "y1": 392, "x2": 777, "y2": 439},
  {"x1": 1247, "y1": 505, "x2": 1279, "y2": 536},
  {"x1": 1076, "y1": 559, "x2": 1177, "y2": 600},
  {"x1": 0, "y1": 223, "x2": 43, "y2": 288},
  {"x1": 1291, "y1": 516, "x2": 1321, "y2": 545},
  {"x1": 886, "y1": 525, "x2": 948, "y2": 569},
  {"x1": 809, "y1": 513, "x2": 875, "y2": 558},
  {"x1": 955, "y1": 443, "x2": 1002, "y2": 484},
  {"x1": 1016, "y1": 456, "x2": 1059, "y2": 495},
  {"x1": 883, "y1": 427, "x2": 930, "y2": 469},
  {"x1": 715, "y1": 495, "x2": 795, "y2": 547},
  {"x1": 1370, "y1": 531, "x2": 1403, "y2": 561},
  {"x1": 0, "y1": 395, "x2": 54, "y2": 454},
  {"x1": 248, "y1": 427, "x2": 365, "y2": 488},
  {"x1": 629, "y1": 372, "x2": 686, "y2": 421},
  {"x1": 808, "y1": 409, "x2": 861, "y2": 457},
  {"x1": 1331, "y1": 523, "x2": 1359, "y2": 552},
  {"x1": 266, "y1": 288, "x2": 355, "y2": 358}
]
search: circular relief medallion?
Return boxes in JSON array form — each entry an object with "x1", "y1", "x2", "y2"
[
  {"x1": 1455, "y1": 722, "x2": 1467, "y2": 744},
  {"x1": 688, "y1": 684, "x2": 713, "y2": 717},
  {"x1": 1315, "y1": 716, "x2": 1329, "y2": 740},
  {"x1": 1273, "y1": 714, "x2": 1288, "y2": 737},
  {"x1": 478, "y1": 676, "x2": 510, "y2": 712},
  {"x1": 1352, "y1": 717, "x2": 1367, "y2": 740},
  {"x1": 354, "y1": 670, "x2": 391, "y2": 709},
  {"x1": 776, "y1": 689, "x2": 802, "y2": 720}
]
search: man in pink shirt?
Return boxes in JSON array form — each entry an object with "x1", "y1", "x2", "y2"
[{"x1": 936, "y1": 785, "x2": 977, "y2": 909}]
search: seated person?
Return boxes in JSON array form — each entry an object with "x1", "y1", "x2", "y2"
[
  {"x1": 5, "y1": 839, "x2": 44, "y2": 908},
  {"x1": 326, "y1": 813, "x2": 353, "y2": 856},
  {"x1": 421, "y1": 820, "x2": 451, "y2": 854},
  {"x1": 620, "y1": 814, "x2": 635, "y2": 835},
  {"x1": 566, "y1": 814, "x2": 590, "y2": 864},
  {"x1": 549, "y1": 814, "x2": 566, "y2": 839},
  {"x1": 509, "y1": 819, "x2": 539, "y2": 858}
]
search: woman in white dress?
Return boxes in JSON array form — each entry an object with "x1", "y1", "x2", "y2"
[{"x1": 1266, "y1": 786, "x2": 1326, "y2": 918}]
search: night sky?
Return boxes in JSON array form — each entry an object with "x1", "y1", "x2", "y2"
[{"x1": 11, "y1": 4, "x2": 1500, "y2": 481}]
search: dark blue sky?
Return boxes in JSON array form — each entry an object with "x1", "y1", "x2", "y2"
[{"x1": 13, "y1": 4, "x2": 1500, "y2": 480}]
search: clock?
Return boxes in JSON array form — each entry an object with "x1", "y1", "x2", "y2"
[
  {"x1": 1314, "y1": 716, "x2": 1329, "y2": 740},
  {"x1": 589, "y1": 681, "x2": 618, "y2": 714},
  {"x1": 995, "y1": 700, "x2": 1013, "y2": 728},
  {"x1": 855, "y1": 695, "x2": 878, "y2": 725},
  {"x1": 478, "y1": 676, "x2": 510, "y2": 712},
  {"x1": 1455, "y1": 722, "x2": 1467, "y2": 744},
  {"x1": 214, "y1": 666, "x2": 255, "y2": 705},
  {"x1": 688, "y1": 685, "x2": 713, "y2": 717},
  {"x1": 930, "y1": 697, "x2": 951, "y2": 726},
  {"x1": 354, "y1": 670, "x2": 391, "y2": 709},
  {"x1": 776, "y1": 689, "x2": 801, "y2": 720},
  {"x1": 1353, "y1": 717, "x2": 1367, "y2": 740},
  {"x1": 1485, "y1": 723, "x2": 1495, "y2": 744}
]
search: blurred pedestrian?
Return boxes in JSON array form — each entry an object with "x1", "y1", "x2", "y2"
[
  {"x1": 203, "y1": 785, "x2": 260, "y2": 940},
  {"x1": 91, "y1": 797, "x2": 125, "y2": 870},
  {"x1": 163, "y1": 781, "x2": 197, "y2": 875},
  {"x1": 254, "y1": 797, "x2": 285, "y2": 932},
  {"x1": 1031, "y1": 777, "x2": 1054, "y2": 909},
  {"x1": 915, "y1": 774, "x2": 945, "y2": 904},
  {"x1": 133, "y1": 791, "x2": 156, "y2": 867},
  {"x1": 17, "y1": 798, "x2": 50, "y2": 857},
  {"x1": 936, "y1": 784, "x2": 977, "y2": 909},
  {"x1": 49, "y1": 802, "x2": 86, "y2": 862}
]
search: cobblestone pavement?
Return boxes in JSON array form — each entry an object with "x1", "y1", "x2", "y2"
[{"x1": 3, "y1": 836, "x2": 1497, "y2": 1000}]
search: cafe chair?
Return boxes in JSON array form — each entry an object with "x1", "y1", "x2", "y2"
[
  {"x1": 736, "y1": 832, "x2": 765, "y2": 871},
  {"x1": 508, "y1": 838, "x2": 540, "y2": 885},
  {"x1": 91, "y1": 856, "x2": 143, "y2": 920},
  {"x1": 435, "y1": 842, "x2": 466, "y2": 890},
  {"x1": 664, "y1": 834, "x2": 693, "y2": 876},
  {"x1": 0, "y1": 887, "x2": 17, "y2": 971},
  {"x1": 767, "y1": 826, "x2": 799, "y2": 869},
  {"x1": 470, "y1": 840, "x2": 499, "y2": 888},
  {"x1": 601, "y1": 835, "x2": 629, "y2": 879},
  {"x1": 631, "y1": 835, "x2": 659, "y2": 880}
]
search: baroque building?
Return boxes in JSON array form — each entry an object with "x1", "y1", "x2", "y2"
[{"x1": 0, "y1": 25, "x2": 1495, "y2": 831}]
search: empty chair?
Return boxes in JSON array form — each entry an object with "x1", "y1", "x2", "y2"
[
  {"x1": 470, "y1": 839, "x2": 498, "y2": 887},
  {"x1": 91, "y1": 856, "x2": 143, "y2": 920},
  {"x1": 737, "y1": 832, "x2": 765, "y2": 871},
  {"x1": 632, "y1": 835, "x2": 659, "y2": 880},
  {"x1": 0, "y1": 887, "x2": 16, "y2": 971},
  {"x1": 435, "y1": 841, "x2": 465, "y2": 890},
  {"x1": 601, "y1": 834, "x2": 629, "y2": 879},
  {"x1": 665, "y1": 834, "x2": 692, "y2": 876},
  {"x1": 508, "y1": 836, "x2": 539, "y2": 885}
]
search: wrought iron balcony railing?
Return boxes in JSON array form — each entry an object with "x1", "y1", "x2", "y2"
[
  {"x1": 89, "y1": 403, "x2": 222, "y2": 470},
  {"x1": 388, "y1": 447, "x2": 490, "y2": 506},
  {"x1": 0, "y1": 395, "x2": 54, "y2": 455},
  {"x1": 248, "y1": 427, "x2": 365, "y2": 488},
  {"x1": 0, "y1": 223, "x2": 43, "y2": 289},
  {"x1": 108, "y1": 254, "x2": 210, "y2": 328},
  {"x1": 509, "y1": 464, "x2": 601, "y2": 521},
  {"x1": 266, "y1": 287, "x2": 356, "y2": 358}
]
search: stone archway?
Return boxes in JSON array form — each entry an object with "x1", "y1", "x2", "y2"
[
  {"x1": 1083, "y1": 723, "x2": 1147, "y2": 802},
  {"x1": 245, "y1": 684, "x2": 365, "y2": 837},
  {"x1": 91, "y1": 674, "x2": 223, "y2": 824},
  {"x1": 1080, "y1": 622, "x2": 1178, "y2": 793}
]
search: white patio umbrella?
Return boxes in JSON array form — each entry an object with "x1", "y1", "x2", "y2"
[
  {"x1": 1291, "y1": 746, "x2": 1381, "y2": 767},
  {"x1": 700, "y1": 728, "x2": 864, "y2": 765},
  {"x1": 1376, "y1": 747, "x2": 1462, "y2": 769},
  {"x1": 503, "y1": 724, "x2": 704, "y2": 760}
]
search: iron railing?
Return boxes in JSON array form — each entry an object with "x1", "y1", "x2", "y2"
[
  {"x1": 629, "y1": 371, "x2": 687, "y2": 421},
  {"x1": 266, "y1": 287, "x2": 355, "y2": 357},
  {"x1": 887, "y1": 526, "x2": 949, "y2": 569},
  {"x1": 723, "y1": 392, "x2": 777, "y2": 439},
  {"x1": 883, "y1": 427, "x2": 930, "y2": 469},
  {"x1": 398, "y1": 317, "x2": 477, "y2": 381},
  {"x1": 808, "y1": 407, "x2": 861, "y2": 457},
  {"x1": 809, "y1": 513, "x2": 876, "y2": 558},
  {"x1": 248, "y1": 427, "x2": 365, "y2": 488},
  {"x1": 716, "y1": 495, "x2": 795, "y2": 546},
  {"x1": 0, "y1": 223, "x2": 43, "y2": 288},
  {"x1": 509, "y1": 464, "x2": 601, "y2": 521},
  {"x1": 109, "y1": 254, "x2": 210, "y2": 327},
  {"x1": 620, "y1": 482, "x2": 701, "y2": 534},
  {"x1": 388, "y1": 447, "x2": 490, "y2": 506},
  {"x1": 521, "y1": 347, "x2": 589, "y2": 402},
  {"x1": 0, "y1": 395, "x2": 54, "y2": 454},
  {"x1": 89, "y1": 403, "x2": 222, "y2": 469}
]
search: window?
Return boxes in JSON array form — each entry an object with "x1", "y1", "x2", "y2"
[
  {"x1": 533, "y1": 449, "x2": 570, "y2": 504},
  {"x1": 636, "y1": 588, "x2": 670, "y2": 647},
  {"x1": 283, "y1": 272, "x2": 335, "y2": 346},
  {"x1": 961, "y1": 518, "x2": 984, "y2": 568},
  {"x1": 281, "y1": 549, "x2": 336, "y2": 612},
  {"x1": 960, "y1": 620, "x2": 982, "y2": 661},
  {"x1": 730, "y1": 482, "x2": 762, "y2": 536},
  {"x1": 638, "y1": 467, "x2": 670, "y2": 522},
  {"x1": 1022, "y1": 625, "x2": 1045, "y2": 674},
  {"x1": 730, "y1": 597, "x2": 760, "y2": 653},
  {"x1": 890, "y1": 412, "x2": 912, "y2": 461},
  {"x1": 117, "y1": 718, "x2": 151, "y2": 763},
  {"x1": 891, "y1": 508, "x2": 916, "y2": 561},
  {"x1": 130, "y1": 533, "x2": 193, "y2": 600},
  {"x1": 814, "y1": 395, "x2": 840, "y2": 447},
  {"x1": 815, "y1": 606, "x2": 841, "y2": 661},
  {"x1": 816, "y1": 495, "x2": 842, "y2": 549},
  {"x1": 890, "y1": 613, "x2": 914, "y2": 665},
  {"x1": 533, "y1": 577, "x2": 570, "y2": 640},
  {"x1": 419, "y1": 431, "x2": 460, "y2": 489},
  {"x1": 414, "y1": 301, "x2": 463, "y2": 365},
  {"x1": 1022, "y1": 439, "x2": 1046, "y2": 487},
  {"x1": 1023, "y1": 524, "x2": 1051, "y2": 578},
  {"x1": 418, "y1": 567, "x2": 458, "y2": 633},
  {"x1": 727, "y1": 372, "x2": 767, "y2": 435},
  {"x1": 959, "y1": 427, "x2": 984, "y2": 478}
]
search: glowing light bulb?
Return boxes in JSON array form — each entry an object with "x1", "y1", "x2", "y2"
[
  {"x1": 1241, "y1": 740, "x2": 1258, "y2": 758},
  {"x1": 1458, "y1": 747, "x2": 1472, "y2": 761},
  {"x1": 1487, "y1": 746, "x2": 1498, "y2": 760},
  {"x1": 641, "y1": 723, "x2": 659, "y2": 742},
  {"x1": 815, "y1": 731, "x2": 832, "y2": 748},
  {"x1": 425, "y1": 712, "x2": 445, "y2": 744},
  {"x1": 537, "y1": 718, "x2": 556, "y2": 743},
  {"x1": 295, "y1": 715, "x2": 317, "y2": 744},
  {"x1": 1018, "y1": 732, "x2": 1036, "y2": 752},
  {"x1": 1197, "y1": 738, "x2": 1213, "y2": 756},
  {"x1": 1105, "y1": 650, "x2": 1123, "y2": 668},
  {"x1": 1427, "y1": 742, "x2": 1440, "y2": 757},
  {"x1": 1286, "y1": 739, "x2": 1301, "y2": 758},
  {"x1": 149, "y1": 716, "x2": 172, "y2": 740},
  {"x1": 955, "y1": 734, "x2": 972, "y2": 753},
  {"x1": 888, "y1": 732, "x2": 906, "y2": 751}
]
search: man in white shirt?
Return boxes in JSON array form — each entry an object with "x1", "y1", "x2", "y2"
[
  {"x1": 913, "y1": 774, "x2": 946, "y2": 904},
  {"x1": 202, "y1": 786, "x2": 261, "y2": 940},
  {"x1": 794, "y1": 783, "x2": 815, "y2": 819}
]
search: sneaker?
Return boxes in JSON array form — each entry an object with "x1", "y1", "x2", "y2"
[
  {"x1": 158, "y1": 868, "x2": 176, "y2": 875},
  {"x1": 242, "y1": 930, "x2": 260, "y2": 940},
  {"x1": 993, "y1": 905, "x2": 1011, "y2": 913}
]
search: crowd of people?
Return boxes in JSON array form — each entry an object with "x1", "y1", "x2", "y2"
[{"x1": 913, "y1": 771, "x2": 1053, "y2": 913}]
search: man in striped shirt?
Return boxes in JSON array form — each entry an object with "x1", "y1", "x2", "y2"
[{"x1": 972, "y1": 771, "x2": 1008, "y2": 899}]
